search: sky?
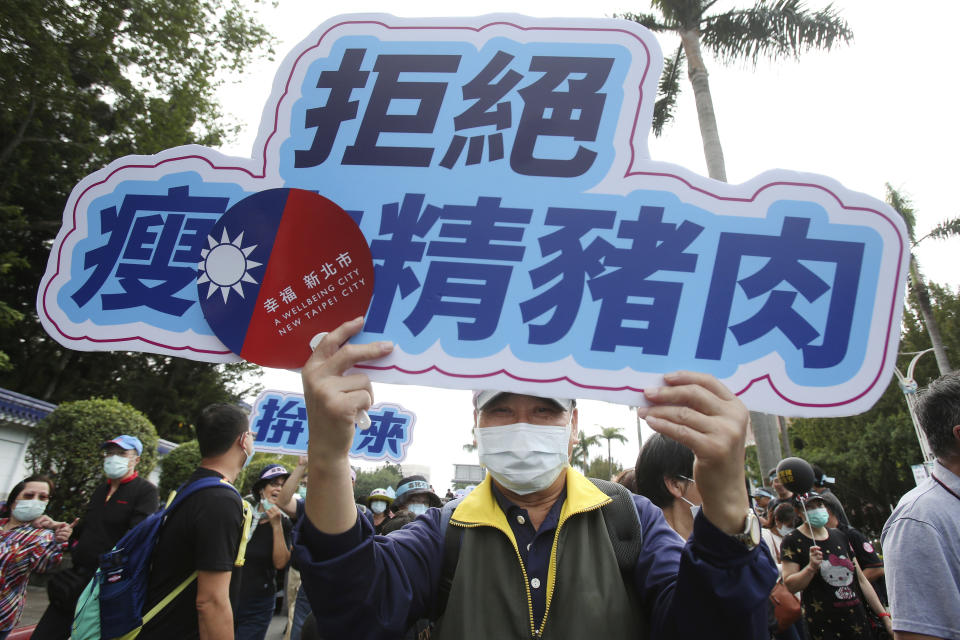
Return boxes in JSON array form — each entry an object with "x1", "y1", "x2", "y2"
[{"x1": 215, "y1": 0, "x2": 960, "y2": 489}]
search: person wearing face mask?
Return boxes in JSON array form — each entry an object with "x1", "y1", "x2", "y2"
[
  {"x1": 32, "y1": 434, "x2": 158, "y2": 640},
  {"x1": 752, "y1": 486, "x2": 776, "y2": 528},
  {"x1": 392, "y1": 476, "x2": 442, "y2": 520},
  {"x1": 236, "y1": 464, "x2": 292, "y2": 640},
  {"x1": 136, "y1": 403, "x2": 252, "y2": 640},
  {"x1": 291, "y1": 317, "x2": 776, "y2": 640},
  {"x1": 781, "y1": 493, "x2": 892, "y2": 639},
  {"x1": 0, "y1": 475, "x2": 73, "y2": 640},
  {"x1": 634, "y1": 433, "x2": 700, "y2": 539},
  {"x1": 365, "y1": 488, "x2": 395, "y2": 533}
]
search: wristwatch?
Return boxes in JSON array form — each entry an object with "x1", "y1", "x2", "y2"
[{"x1": 732, "y1": 509, "x2": 761, "y2": 550}]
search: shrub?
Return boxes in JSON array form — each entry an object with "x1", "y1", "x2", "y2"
[
  {"x1": 157, "y1": 440, "x2": 202, "y2": 501},
  {"x1": 27, "y1": 398, "x2": 158, "y2": 520}
]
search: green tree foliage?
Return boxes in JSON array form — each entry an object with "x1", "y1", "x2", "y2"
[
  {"x1": 744, "y1": 444, "x2": 762, "y2": 488},
  {"x1": 0, "y1": 205, "x2": 28, "y2": 371},
  {"x1": 598, "y1": 426, "x2": 628, "y2": 475},
  {"x1": 886, "y1": 184, "x2": 959, "y2": 374},
  {"x1": 157, "y1": 440, "x2": 201, "y2": 501},
  {"x1": 619, "y1": 0, "x2": 851, "y2": 173},
  {"x1": 571, "y1": 433, "x2": 600, "y2": 472},
  {"x1": 789, "y1": 281, "x2": 960, "y2": 536},
  {"x1": 585, "y1": 456, "x2": 623, "y2": 481},
  {"x1": 354, "y1": 464, "x2": 403, "y2": 503},
  {"x1": 26, "y1": 398, "x2": 159, "y2": 520},
  {"x1": 0, "y1": 0, "x2": 271, "y2": 433}
]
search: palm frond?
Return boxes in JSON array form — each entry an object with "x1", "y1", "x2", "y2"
[
  {"x1": 615, "y1": 11, "x2": 671, "y2": 32},
  {"x1": 885, "y1": 183, "x2": 916, "y2": 243},
  {"x1": 649, "y1": 0, "x2": 705, "y2": 28},
  {"x1": 653, "y1": 45, "x2": 685, "y2": 136},
  {"x1": 926, "y1": 217, "x2": 960, "y2": 241},
  {"x1": 700, "y1": 0, "x2": 853, "y2": 66}
]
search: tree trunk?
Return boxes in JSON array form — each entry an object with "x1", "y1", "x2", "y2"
[
  {"x1": 751, "y1": 411, "x2": 783, "y2": 484},
  {"x1": 910, "y1": 258, "x2": 954, "y2": 375},
  {"x1": 679, "y1": 30, "x2": 726, "y2": 182},
  {"x1": 607, "y1": 439, "x2": 612, "y2": 477},
  {"x1": 42, "y1": 350, "x2": 74, "y2": 401},
  {"x1": 0, "y1": 100, "x2": 35, "y2": 169},
  {"x1": 778, "y1": 415, "x2": 792, "y2": 457}
]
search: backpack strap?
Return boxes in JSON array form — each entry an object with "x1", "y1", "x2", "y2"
[
  {"x1": 432, "y1": 497, "x2": 464, "y2": 622},
  {"x1": 235, "y1": 501, "x2": 253, "y2": 567},
  {"x1": 169, "y1": 477, "x2": 252, "y2": 566},
  {"x1": 120, "y1": 571, "x2": 198, "y2": 640},
  {"x1": 588, "y1": 478, "x2": 644, "y2": 576},
  {"x1": 124, "y1": 477, "x2": 250, "y2": 637}
]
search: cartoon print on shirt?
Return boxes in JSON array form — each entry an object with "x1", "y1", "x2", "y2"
[{"x1": 821, "y1": 553, "x2": 857, "y2": 601}]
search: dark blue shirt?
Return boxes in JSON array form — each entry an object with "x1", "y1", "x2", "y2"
[
  {"x1": 489, "y1": 482, "x2": 565, "y2": 629},
  {"x1": 293, "y1": 487, "x2": 776, "y2": 639}
]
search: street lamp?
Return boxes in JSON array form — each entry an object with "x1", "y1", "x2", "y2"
[{"x1": 893, "y1": 349, "x2": 936, "y2": 465}]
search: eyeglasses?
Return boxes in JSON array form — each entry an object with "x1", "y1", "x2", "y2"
[
  {"x1": 677, "y1": 474, "x2": 695, "y2": 484},
  {"x1": 264, "y1": 478, "x2": 286, "y2": 488}
]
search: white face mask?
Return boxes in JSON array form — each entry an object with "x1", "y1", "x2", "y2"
[
  {"x1": 371, "y1": 501, "x2": 387, "y2": 514},
  {"x1": 679, "y1": 496, "x2": 701, "y2": 520},
  {"x1": 103, "y1": 455, "x2": 131, "y2": 479},
  {"x1": 778, "y1": 525, "x2": 794, "y2": 537},
  {"x1": 408, "y1": 503, "x2": 428, "y2": 516},
  {"x1": 475, "y1": 422, "x2": 571, "y2": 496},
  {"x1": 241, "y1": 436, "x2": 254, "y2": 470},
  {"x1": 13, "y1": 499, "x2": 48, "y2": 522}
]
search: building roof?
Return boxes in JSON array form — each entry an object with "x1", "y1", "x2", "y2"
[{"x1": 0, "y1": 387, "x2": 57, "y2": 428}]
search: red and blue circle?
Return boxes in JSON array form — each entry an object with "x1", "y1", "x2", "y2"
[{"x1": 197, "y1": 188, "x2": 374, "y2": 368}]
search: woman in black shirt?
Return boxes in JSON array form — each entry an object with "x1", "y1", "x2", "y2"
[
  {"x1": 236, "y1": 465, "x2": 292, "y2": 640},
  {"x1": 781, "y1": 493, "x2": 891, "y2": 640}
]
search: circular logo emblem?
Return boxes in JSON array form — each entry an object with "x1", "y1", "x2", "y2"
[{"x1": 198, "y1": 188, "x2": 374, "y2": 368}]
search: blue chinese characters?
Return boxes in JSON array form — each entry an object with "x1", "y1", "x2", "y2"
[{"x1": 250, "y1": 391, "x2": 416, "y2": 462}]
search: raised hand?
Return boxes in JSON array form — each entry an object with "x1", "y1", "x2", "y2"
[
  {"x1": 301, "y1": 317, "x2": 393, "y2": 533},
  {"x1": 639, "y1": 371, "x2": 750, "y2": 535}
]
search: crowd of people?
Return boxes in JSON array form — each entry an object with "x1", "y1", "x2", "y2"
[{"x1": 0, "y1": 318, "x2": 957, "y2": 640}]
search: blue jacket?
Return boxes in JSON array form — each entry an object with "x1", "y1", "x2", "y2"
[{"x1": 293, "y1": 469, "x2": 777, "y2": 639}]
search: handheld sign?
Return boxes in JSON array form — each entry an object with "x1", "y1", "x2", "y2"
[
  {"x1": 197, "y1": 188, "x2": 374, "y2": 368},
  {"x1": 37, "y1": 14, "x2": 909, "y2": 416},
  {"x1": 250, "y1": 389, "x2": 416, "y2": 462}
]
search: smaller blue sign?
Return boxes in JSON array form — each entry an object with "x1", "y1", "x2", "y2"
[{"x1": 249, "y1": 389, "x2": 416, "y2": 462}]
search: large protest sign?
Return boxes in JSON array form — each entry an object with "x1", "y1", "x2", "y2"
[
  {"x1": 250, "y1": 390, "x2": 416, "y2": 461},
  {"x1": 37, "y1": 14, "x2": 909, "y2": 416}
]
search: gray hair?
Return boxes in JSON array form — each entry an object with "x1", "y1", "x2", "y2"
[{"x1": 916, "y1": 372, "x2": 960, "y2": 459}]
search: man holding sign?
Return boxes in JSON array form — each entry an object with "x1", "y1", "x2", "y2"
[{"x1": 293, "y1": 317, "x2": 776, "y2": 639}]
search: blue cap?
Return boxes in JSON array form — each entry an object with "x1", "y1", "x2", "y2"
[{"x1": 102, "y1": 435, "x2": 143, "y2": 455}]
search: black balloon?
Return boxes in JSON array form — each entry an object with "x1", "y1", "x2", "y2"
[{"x1": 776, "y1": 457, "x2": 815, "y2": 494}]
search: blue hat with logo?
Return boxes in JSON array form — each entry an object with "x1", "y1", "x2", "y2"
[
  {"x1": 394, "y1": 475, "x2": 442, "y2": 509},
  {"x1": 102, "y1": 435, "x2": 143, "y2": 456}
]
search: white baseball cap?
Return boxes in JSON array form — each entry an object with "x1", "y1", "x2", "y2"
[{"x1": 473, "y1": 390, "x2": 574, "y2": 412}]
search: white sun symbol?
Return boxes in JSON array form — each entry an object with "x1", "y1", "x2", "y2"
[{"x1": 197, "y1": 228, "x2": 262, "y2": 302}]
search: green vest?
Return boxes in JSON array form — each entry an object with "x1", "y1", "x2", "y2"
[{"x1": 434, "y1": 469, "x2": 644, "y2": 639}]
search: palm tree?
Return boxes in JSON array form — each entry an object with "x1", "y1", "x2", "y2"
[
  {"x1": 886, "y1": 184, "x2": 959, "y2": 375},
  {"x1": 599, "y1": 426, "x2": 628, "y2": 475},
  {"x1": 619, "y1": 0, "x2": 852, "y2": 181},
  {"x1": 572, "y1": 433, "x2": 601, "y2": 472}
]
